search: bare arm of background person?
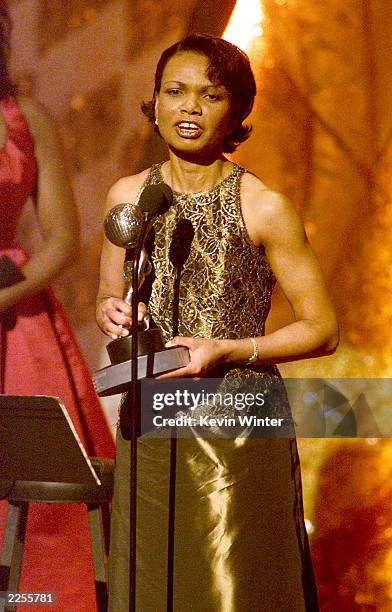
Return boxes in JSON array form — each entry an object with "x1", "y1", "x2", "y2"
[{"x1": 0, "y1": 96, "x2": 77, "y2": 312}]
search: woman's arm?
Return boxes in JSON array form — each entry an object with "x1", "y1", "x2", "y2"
[
  {"x1": 96, "y1": 174, "x2": 148, "y2": 339},
  {"x1": 163, "y1": 180, "x2": 338, "y2": 378},
  {"x1": 0, "y1": 96, "x2": 77, "y2": 312},
  {"x1": 240, "y1": 184, "x2": 339, "y2": 361}
]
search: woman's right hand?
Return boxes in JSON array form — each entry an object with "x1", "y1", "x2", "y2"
[{"x1": 96, "y1": 297, "x2": 148, "y2": 340}]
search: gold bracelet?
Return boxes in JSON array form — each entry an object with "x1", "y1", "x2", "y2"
[{"x1": 247, "y1": 337, "x2": 259, "y2": 364}]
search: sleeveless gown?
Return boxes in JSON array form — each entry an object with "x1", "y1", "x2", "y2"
[
  {"x1": 109, "y1": 163, "x2": 319, "y2": 611},
  {"x1": 0, "y1": 97, "x2": 115, "y2": 611}
]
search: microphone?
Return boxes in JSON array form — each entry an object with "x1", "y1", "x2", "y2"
[
  {"x1": 129, "y1": 184, "x2": 173, "y2": 304},
  {"x1": 169, "y1": 219, "x2": 194, "y2": 336},
  {"x1": 138, "y1": 183, "x2": 173, "y2": 217},
  {"x1": 169, "y1": 218, "x2": 194, "y2": 268}
]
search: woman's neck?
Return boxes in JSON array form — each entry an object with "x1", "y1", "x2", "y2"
[{"x1": 162, "y1": 156, "x2": 232, "y2": 194}]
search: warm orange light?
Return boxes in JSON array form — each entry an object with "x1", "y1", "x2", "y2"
[{"x1": 223, "y1": 0, "x2": 264, "y2": 54}]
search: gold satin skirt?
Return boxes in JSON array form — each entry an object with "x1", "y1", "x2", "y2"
[{"x1": 108, "y1": 430, "x2": 318, "y2": 611}]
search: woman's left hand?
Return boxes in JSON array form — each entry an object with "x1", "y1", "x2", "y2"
[{"x1": 158, "y1": 336, "x2": 227, "y2": 379}]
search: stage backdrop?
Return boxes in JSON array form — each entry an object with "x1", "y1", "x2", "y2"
[{"x1": 9, "y1": 1, "x2": 392, "y2": 609}]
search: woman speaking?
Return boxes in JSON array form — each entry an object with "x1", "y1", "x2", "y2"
[{"x1": 97, "y1": 34, "x2": 338, "y2": 611}]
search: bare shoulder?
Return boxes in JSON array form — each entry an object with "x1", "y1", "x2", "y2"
[
  {"x1": 241, "y1": 171, "x2": 293, "y2": 219},
  {"x1": 106, "y1": 169, "x2": 151, "y2": 210},
  {"x1": 240, "y1": 171, "x2": 304, "y2": 247}
]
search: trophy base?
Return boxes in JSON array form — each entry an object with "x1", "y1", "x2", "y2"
[
  {"x1": 107, "y1": 328, "x2": 164, "y2": 364},
  {"x1": 93, "y1": 346, "x2": 189, "y2": 397}
]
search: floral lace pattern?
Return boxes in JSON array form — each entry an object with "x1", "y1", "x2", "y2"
[
  {"x1": 124, "y1": 162, "x2": 294, "y2": 428},
  {"x1": 146, "y1": 163, "x2": 276, "y2": 344}
]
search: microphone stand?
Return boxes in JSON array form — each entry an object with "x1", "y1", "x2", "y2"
[{"x1": 129, "y1": 212, "x2": 150, "y2": 612}]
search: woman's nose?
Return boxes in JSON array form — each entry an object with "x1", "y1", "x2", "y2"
[{"x1": 181, "y1": 95, "x2": 202, "y2": 114}]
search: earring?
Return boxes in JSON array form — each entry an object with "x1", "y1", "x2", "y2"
[{"x1": 154, "y1": 118, "x2": 158, "y2": 126}]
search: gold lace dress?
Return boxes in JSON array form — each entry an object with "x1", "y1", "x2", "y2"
[{"x1": 108, "y1": 163, "x2": 319, "y2": 611}]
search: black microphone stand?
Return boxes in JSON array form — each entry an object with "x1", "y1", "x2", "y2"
[{"x1": 129, "y1": 212, "x2": 150, "y2": 612}]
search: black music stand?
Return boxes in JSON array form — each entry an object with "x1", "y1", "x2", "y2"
[{"x1": 0, "y1": 395, "x2": 114, "y2": 612}]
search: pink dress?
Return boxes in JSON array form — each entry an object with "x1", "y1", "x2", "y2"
[{"x1": 0, "y1": 97, "x2": 115, "y2": 611}]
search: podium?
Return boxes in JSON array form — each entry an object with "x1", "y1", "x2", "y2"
[{"x1": 0, "y1": 396, "x2": 114, "y2": 612}]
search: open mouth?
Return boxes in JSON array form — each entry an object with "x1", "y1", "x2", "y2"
[{"x1": 175, "y1": 121, "x2": 203, "y2": 138}]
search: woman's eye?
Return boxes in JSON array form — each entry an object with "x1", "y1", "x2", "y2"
[
  {"x1": 205, "y1": 93, "x2": 224, "y2": 102},
  {"x1": 167, "y1": 89, "x2": 181, "y2": 96}
]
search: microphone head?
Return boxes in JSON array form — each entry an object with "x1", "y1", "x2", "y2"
[
  {"x1": 169, "y1": 219, "x2": 194, "y2": 267},
  {"x1": 104, "y1": 202, "x2": 143, "y2": 248},
  {"x1": 139, "y1": 183, "x2": 173, "y2": 217}
]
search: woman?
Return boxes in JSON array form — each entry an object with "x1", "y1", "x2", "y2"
[
  {"x1": 0, "y1": 2, "x2": 114, "y2": 610},
  {"x1": 97, "y1": 34, "x2": 338, "y2": 611}
]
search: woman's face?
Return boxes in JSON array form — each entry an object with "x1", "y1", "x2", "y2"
[{"x1": 155, "y1": 51, "x2": 233, "y2": 160}]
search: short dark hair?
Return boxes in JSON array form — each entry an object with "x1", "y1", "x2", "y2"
[
  {"x1": 0, "y1": 1, "x2": 17, "y2": 99},
  {"x1": 141, "y1": 34, "x2": 256, "y2": 153}
]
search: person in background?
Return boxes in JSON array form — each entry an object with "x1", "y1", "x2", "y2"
[
  {"x1": 0, "y1": 2, "x2": 114, "y2": 610},
  {"x1": 97, "y1": 34, "x2": 338, "y2": 611}
]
